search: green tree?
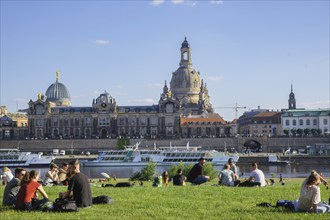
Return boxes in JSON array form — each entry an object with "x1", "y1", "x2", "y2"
[
  {"x1": 311, "y1": 128, "x2": 317, "y2": 136},
  {"x1": 283, "y1": 129, "x2": 289, "y2": 136},
  {"x1": 303, "y1": 128, "x2": 310, "y2": 136},
  {"x1": 290, "y1": 128, "x2": 297, "y2": 136},
  {"x1": 117, "y1": 138, "x2": 130, "y2": 150},
  {"x1": 168, "y1": 161, "x2": 218, "y2": 181},
  {"x1": 130, "y1": 161, "x2": 156, "y2": 181},
  {"x1": 202, "y1": 163, "x2": 219, "y2": 180},
  {"x1": 297, "y1": 128, "x2": 303, "y2": 136}
]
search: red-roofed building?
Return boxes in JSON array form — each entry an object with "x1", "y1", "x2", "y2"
[
  {"x1": 180, "y1": 113, "x2": 236, "y2": 137},
  {"x1": 238, "y1": 109, "x2": 281, "y2": 136}
]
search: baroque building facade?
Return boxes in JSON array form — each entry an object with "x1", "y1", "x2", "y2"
[
  {"x1": 28, "y1": 79, "x2": 181, "y2": 139},
  {"x1": 0, "y1": 106, "x2": 28, "y2": 139},
  {"x1": 26, "y1": 37, "x2": 228, "y2": 139}
]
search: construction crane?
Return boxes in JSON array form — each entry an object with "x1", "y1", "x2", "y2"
[{"x1": 214, "y1": 103, "x2": 247, "y2": 120}]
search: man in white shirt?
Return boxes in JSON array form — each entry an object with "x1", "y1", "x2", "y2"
[
  {"x1": 249, "y1": 163, "x2": 266, "y2": 187},
  {"x1": 239, "y1": 163, "x2": 266, "y2": 187}
]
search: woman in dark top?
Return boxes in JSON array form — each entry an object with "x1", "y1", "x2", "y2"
[{"x1": 173, "y1": 169, "x2": 186, "y2": 186}]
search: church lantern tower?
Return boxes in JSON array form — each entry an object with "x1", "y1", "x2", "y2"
[{"x1": 288, "y1": 84, "x2": 296, "y2": 109}]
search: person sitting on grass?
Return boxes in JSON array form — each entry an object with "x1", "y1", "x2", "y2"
[
  {"x1": 173, "y1": 169, "x2": 186, "y2": 186},
  {"x1": 218, "y1": 164, "x2": 240, "y2": 187},
  {"x1": 2, "y1": 167, "x2": 26, "y2": 207},
  {"x1": 297, "y1": 171, "x2": 329, "y2": 213},
  {"x1": 186, "y1": 157, "x2": 209, "y2": 185},
  {"x1": 239, "y1": 163, "x2": 266, "y2": 187},
  {"x1": 59, "y1": 159, "x2": 92, "y2": 208},
  {"x1": 44, "y1": 163, "x2": 59, "y2": 186},
  {"x1": 58, "y1": 163, "x2": 69, "y2": 185},
  {"x1": 2, "y1": 167, "x2": 14, "y2": 185},
  {"x1": 227, "y1": 158, "x2": 239, "y2": 180},
  {"x1": 15, "y1": 170, "x2": 49, "y2": 211}
]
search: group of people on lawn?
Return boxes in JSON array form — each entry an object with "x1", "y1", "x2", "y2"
[
  {"x1": 2, "y1": 160, "x2": 92, "y2": 211},
  {"x1": 2, "y1": 157, "x2": 329, "y2": 213},
  {"x1": 174, "y1": 157, "x2": 329, "y2": 213}
]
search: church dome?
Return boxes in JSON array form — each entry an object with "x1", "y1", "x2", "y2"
[
  {"x1": 45, "y1": 72, "x2": 71, "y2": 106},
  {"x1": 181, "y1": 36, "x2": 190, "y2": 49}
]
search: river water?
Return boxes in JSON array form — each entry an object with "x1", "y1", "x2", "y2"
[{"x1": 33, "y1": 164, "x2": 330, "y2": 180}]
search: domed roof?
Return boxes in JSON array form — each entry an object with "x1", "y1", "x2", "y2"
[
  {"x1": 96, "y1": 91, "x2": 115, "y2": 104},
  {"x1": 45, "y1": 72, "x2": 71, "y2": 106},
  {"x1": 181, "y1": 36, "x2": 190, "y2": 49}
]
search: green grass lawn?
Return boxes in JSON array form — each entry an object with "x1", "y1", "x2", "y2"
[{"x1": 0, "y1": 178, "x2": 329, "y2": 220}]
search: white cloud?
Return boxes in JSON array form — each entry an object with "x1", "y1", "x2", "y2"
[
  {"x1": 94, "y1": 40, "x2": 109, "y2": 45},
  {"x1": 210, "y1": 0, "x2": 224, "y2": 5},
  {"x1": 150, "y1": 0, "x2": 197, "y2": 7},
  {"x1": 150, "y1": 0, "x2": 165, "y2": 6},
  {"x1": 205, "y1": 76, "x2": 224, "y2": 81},
  {"x1": 130, "y1": 98, "x2": 156, "y2": 104},
  {"x1": 171, "y1": 0, "x2": 184, "y2": 4},
  {"x1": 186, "y1": 1, "x2": 197, "y2": 7}
]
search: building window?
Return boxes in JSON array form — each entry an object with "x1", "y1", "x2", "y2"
[
  {"x1": 313, "y1": 119, "x2": 317, "y2": 126},
  {"x1": 75, "y1": 118, "x2": 79, "y2": 126},
  {"x1": 293, "y1": 120, "x2": 296, "y2": 126},
  {"x1": 286, "y1": 120, "x2": 289, "y2": 126},
  {"x1": 86, "y1": 118, "x2": 91, "y2": 126},
  {"x1": 53, "y1": 118, "x2": 58, "y2": 127},
  {"x1": 306, "y1": 119, "x2": 310, "y2": 126},
  {"x1": 299, "y1": 119, "x2": 303, "y2": 126},
  {"x1": 324, "y1": 119, "x2": 328, "y2": 125}
]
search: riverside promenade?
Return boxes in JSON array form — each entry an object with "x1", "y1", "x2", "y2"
[{"x1": 1, "y1": 137, "x2": 329, "y2": 153}]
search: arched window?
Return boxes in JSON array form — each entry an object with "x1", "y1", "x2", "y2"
[
  {"x1": 299, "y1": 119, "x2": 303, "y2": 126},
  {"x1": 292, "y1": 120, "x2": 296, "y2": 126},
  {"x1": 324, "y1": 119, "x2": 328, "y2": 125},
  {"x1": 306, "y1": 119, "x2": 310, "y2": 126},
  {"x1": 313, "y1": 119, "x2": 317, "y2": 126}
]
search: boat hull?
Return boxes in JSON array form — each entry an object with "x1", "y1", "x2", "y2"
[
  {"x1": 82, "y1": 161, "x2": 231, "y2": 167},
  {"x1": 268, "y1": 161, "x2": 290, "y2": 166}
]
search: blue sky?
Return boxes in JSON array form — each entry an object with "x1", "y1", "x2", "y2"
[{"x1": 1, "y1": 0, "x2": 329, "y2": 121}]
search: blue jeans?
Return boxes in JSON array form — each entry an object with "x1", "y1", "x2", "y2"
[
  {"x1": 192, "y1": 176, "x2": 208, "y2": 185},
  {"x1": 18, "y1": 198, "x2": 49, "y2": 211},
  {"x1": 3, "y1": 196, "x2": 16, "y2": 206}
]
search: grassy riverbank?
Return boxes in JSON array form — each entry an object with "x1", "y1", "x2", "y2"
[{"x1": 0, "y1": 178, "x2": 329, "y2": 220}]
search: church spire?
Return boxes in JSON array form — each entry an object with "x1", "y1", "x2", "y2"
[
  {"x1": 180, "y1": 36, "x2": 192, "y2": 67},
  {"x1": 288, "y1": 83, "x2": 296, "y2": 109}
]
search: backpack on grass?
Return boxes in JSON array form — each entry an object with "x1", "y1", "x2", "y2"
[
  {"x1": 276, "y1": 200, "x2": 295, "y2": 211},
  {"x1": 53, "y1": 198, "x2": 78, "y2": 212},
  {"x1": 92, "y1": 195, "x2": 114, "y2": 204}
]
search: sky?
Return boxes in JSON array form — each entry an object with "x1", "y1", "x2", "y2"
[{"x1": 1, "y1": 0, "x2": 329, "y2": 121}]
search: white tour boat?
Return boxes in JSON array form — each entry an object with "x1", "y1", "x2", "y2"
[
  {"x1": 0, "y1": 149, "x2": 55, "y2": 167},
  {"x1": 82, "y1": 142, "x2": 239, "y2": 167}
]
